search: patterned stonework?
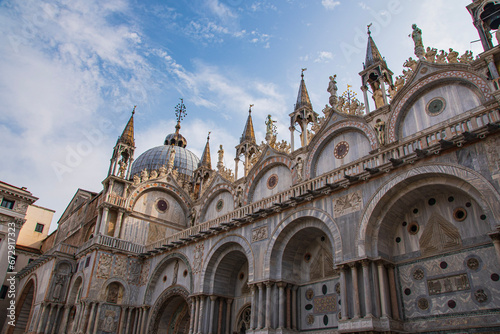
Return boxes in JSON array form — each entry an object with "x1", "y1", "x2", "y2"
[
  {"x1": 97, "y1": 253, "x2": 113, "y2": 279},
  {"x1": 313, "y1": 294, "x2": 337, "y2": 313},
  {"x1": 140, "y1": 263, "x2": 150, "y2": 285},
  {"x1": 427, "y1": 273, "x2": 470, "y2": 295},
  {"x1": 252, "y1": 226, "x2": 268, "y2": 242},
  {"x1": 114, "y1": 255, "x2": 128, "y2": 278},
  {"x1": 128, "y1": 259, "x2": 142, "y2": 284},
  {"x1": 333, "y1": 191, "x2": 362, "y2": 217}
]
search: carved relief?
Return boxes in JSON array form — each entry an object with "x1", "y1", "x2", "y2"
[
  {"x1": 419, "y1": 213, "x2": 461, "y2": 256},
  {"x1": 97, "y1": 253, "x2": 113, "y2": 279},
  {"x1": 412, "y1": 268, "x2": 425, "y2": 281},
  {"x1": 100, "y1": 310, "x2": 116, "y2": 332},
  {"x1": 252, "y1": 226, "x2": 268, "y2": 242},
  {"x1": 140, "y1": 263, "x2": 150, "y2": 286},
  {"x1": 333, "y1": 191, "x2": 362, "y2": 218},
  {"x1": 466, "y1": 257, "x2": 480, "y2": 270},
  {"x1": 128, "y1": 259, "x2": 142, "y2": 284},
  {"x1": 306, "y1": 288, "x2": 314, "y2": 300},
  {"x1": 306, "y1": 314, "x2": 315, "y2": 325},
  {"x1": 193, "y1": 243, "x2": 204, "y2": 274},
  {"x1": 310, "y1": 244, "x2": 335, "y2": 281},
  {"x1": 427, "y1": 273, "x2": 470, "y2": 295},
  {"x1": 474, "y1": 289, "x2": 488, "y2": 303},
  {"x1": 114, "y1": 256, "x2": 128, "y2": 278},
  {"x1": 417, "y1": 297, "x2": 429, "y2": 310}
]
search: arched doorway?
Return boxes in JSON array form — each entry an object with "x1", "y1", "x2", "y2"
[
  {"x1": 149, "y1": 287, "x2": 191, "y2": 334},
  {"x1": 9, "y1": 279, "x2": 35, "y2": 334}
]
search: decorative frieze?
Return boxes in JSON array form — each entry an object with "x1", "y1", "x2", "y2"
[
  {"x1": 252, "y1": 226, "x2": 268, "y2": 242},
  {"x1": 333, "y1": 191, "x2": 362, "y2": 217}
]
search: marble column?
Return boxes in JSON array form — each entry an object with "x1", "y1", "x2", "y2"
[
  {"x1": 131, "y1": 308, "x2": 138, "y2": 334},
  {"x1": 265, "y1": 282, "x2": 273, "y2": 329},
  {"x1": 387, "y1": 265, "x2": 400, "y2": 320},
  {"x1": 86, "y1": 302, "x2": 97, "y2": 334},
  {"x1": 193, "y1": 297, "x2": 200, "y2": 334},
  {"x1": 117, "y1": 306, "x2": 126, "y2": 334},
  {"x1": 189, "y1": 297, "x2": 196, "y2": 334},
  {"x1": 339, "y1": 266, "x2": 348, "y2": 320},
  {"x1": 140, "y1": 306, "x2": 149, "y2": 334},
  {"x1": 44, "y1": 304, "x2": 55, "y2": 334},
  {"x1": 361, "y1": 260, "x2": 373, "y2": 318},
  {"x1": 292, "y1": 285, "x2": 298, "y2": 330},
  {"x1": 217, "y1": 298, "x2": 224, "y2": 334},
  {"x1": 197, "y1": 296, "x2": 205, "y2": 334},
  {"x1": 99, "y1": 207, "x2": 110, "y2": 235},
  {"x1": 80, "y1": 301, "x2": 92, "y2": 333},
  {"x1": 257, "y1": 283, "x2": 264, "y2": 329},
  {"x1": 489, "y1": 231, "x2": 500, "y2": 263},
  {"x1": 250, "y1": 285, "x2": 256, "y2": 330},
  {"x1": 93, "y1": 303, "x2": 103, "y2": 334},
  {"x1": 208, "y1": 296, "x2": 217, "y2": 334},
  {"x1": 277, "y1": 282, "x2": 285, "y2": 329},
  {"x1": 50, "y1": 305, "x2": 61, "y2": 334},
  {"x1": 378, "y1": 79, "x2": 388, "y2": 105},
  {"x1": 136, "y1": 307, "x2": 144, "y2": 334},
  {"x1": 234, "y1": 158, "x2": 239, "y2": 180},
  {"x1": 361, "y1": 85, "x2": 370, "y2": 114},
  {"x1": 349, "y1": 262, "x2": 361, "y2": 319},
  {"x1": 286, "y1": 285, "x2": 291, "y2": 329},
  {"x1": 114, "y1": 210, "x2": 124, "y2": 238},
  {"x1": 125, "y1": 307, "x2": 133, "y2": 334},
  {"x1": 36, "y1": 303, "x2": 48, "y2": 333},
  {"x1": 371, "y1": 262, "x2": 382, "y2": 318},
  {"x1": 289, "y1": 126, "x2": 295, "y2": 152},
  {"x1": 377, "y1": 261, "x2": 390, "y2": 318},
  {"x1": 58, "y1": 305, "x2": 70, "y2": 334},
  {"x1": 225, "y1": 299, "x2": 233, "y2": 334}
]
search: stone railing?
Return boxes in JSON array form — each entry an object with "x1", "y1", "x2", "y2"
[
  {"x1": 145, "y1": 106, "x2": 499, "y2": 253},
  {"x1": 107, "y1": 193, "x2": 126, "y2": 206},
  {"x1": 77, "y1": 234, "x2": 145, "y2": 255}
]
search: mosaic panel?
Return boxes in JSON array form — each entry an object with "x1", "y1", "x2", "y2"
[{"x1": 313, "y1": 294, "x2": 337, "y2": 313}]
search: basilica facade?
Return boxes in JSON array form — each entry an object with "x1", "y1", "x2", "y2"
[{"x1": 5, "y1": 1, "x2": 500, "y2": 333}]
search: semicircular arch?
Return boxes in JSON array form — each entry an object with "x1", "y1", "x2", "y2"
[
  {"x1": 357, "y1": 163, "x2": 500, "y2": 258},
  {"x1": 147, "y1": 285, "x2": 191, "y2": 334},
  {"x1": 127, "y1": 183, "x2": 192, "y2": 212}
]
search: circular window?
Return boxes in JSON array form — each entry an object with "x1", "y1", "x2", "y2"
[
  {"x1": 216, "y1": 199, "x2": 224, "y2": 212},
  {"x1": 267, "y1": 174, "x2": 279, "y2": 189},
  {"x1": 395, "y1": 237, "x2": 401, "y2": 243},
  {"x1": 428, "y1": 198, "x2": 436, "y2": 206},
  {"x1": 239, "y1": 272, "x2": 245, "y2": 281},
  {"x1": 440, "y1": 261, "x2": 448, "y2": 269},
  {"x1": 156, "y1": 199, "x2": 169, "y2": 212},
  {"x1": 404, "y1": 288, "x2": 412, "y2": 296},
  {"x1": 413, "y1": 208, "x2": 419, "y2": 214},
  {"x1": 163, "y1": 275, "x2": 167, "y2": 282},
  {"x1": 447, "y1": 300, "x2": 456, "y2": 309},
  {"x1": 304, "y1": 253, "x2": 312, "y2": 262},
  {"x1": 453, "y1": 207, "x2": 467, "y2": 221},
  {"x1": 480, "y1": 214, "x2": 487, "y2": 220},
  {"x1": 426, "y1": 97, "x2": 446, "y2": 116},
  {"x1": 448, "y1": 196, "x2": 454, "y2": 202},
  {"x1": 334, "y1": 141, "x2": 349, "y2": 159},
  {"x1": 408, "y1": 222, "x2": 419, "y2": 235},
  {"x1": 491, "y1": 273, "x2": 499, "y2": 281}
]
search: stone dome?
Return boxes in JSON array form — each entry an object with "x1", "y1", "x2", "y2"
[{"x1": 131, "y1": 145, "x2": 200, "y2": 178}]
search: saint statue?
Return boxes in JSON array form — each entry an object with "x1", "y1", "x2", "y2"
[
  {"x1": 411, "y1": 24, "x2": 425, "y2": 59},
  {"x1": 374, "y1": 119, "x2": 386, "y2": 145},
  {"x1": 265, "y1": 114, "x2": 276, "y2": 135},
  {"x1": 327, "y1": 75, "x2": 338, "y2": 97},
  {"x1": 218, "y1": 145, "x2": 224, "y2": 165}
]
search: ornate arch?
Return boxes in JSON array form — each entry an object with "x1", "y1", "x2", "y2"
[
  {"x1": 127, "y1": 183, "x2": 192, "y2": 211},
  {"x1": 200, "y1": 183, "x2": 236, "y2": 221},
  {"x1": 244, "y1": 155, "x2": 295, "y2": 205},
  {"x1": 264, "y1": 207, "x2": 343, "y2": 279},
  {"x1": 98, "y1": 277, "x2": 130, "y2": 304},
  {"x1": 305, "y1": 120, "x2": 378, "y2": 179},
  {"x1": 144, "y1": 252, "x2": 193, "y2": 304},
  {"x1": 7, "y1": 276, "x2": 37, "y2": 334},
  {"x1": 147, "y1": 285, "x2": 191, "y2": 334},
  {"x1": 66, "y1": 273, "x2": 84, "y2": 305},
  {"x1": 387, "y1": 70, "x2": 494, "y2": 143},
  {"x1": 356, "y1": 163, "x2": 500, "y2": 258},
  {"x1": 200, "y1": 234, "x2": 255, "y2": 288}
]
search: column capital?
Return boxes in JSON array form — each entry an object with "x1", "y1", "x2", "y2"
[
  {"x1": 226, "y1": 298, "x2": 233, "y2": 305},
  {"x1": 256, "y1": 282, "x2": 264, "y2": 288},
  {"x1": 348, "y1": 261, "x2": 358, "y2": 269},
  {"x1": 361, "y1": 259, "x2": 371, "y2": 267},
  {"x1": 277, "y1": 281, "x2": 287, "y2": 288},
  {"x1": 209, "y1": 295, "x2": 218, "y2": 301},
  {"x1": 360, "y1": 85, "x2": 368, "y2": 92},
  {"x1": 489, "y1": 230, "x2": 500, "y2": 242},
  {"x1": 264, "y1": 281, "x2": 274, "y2": 287}
]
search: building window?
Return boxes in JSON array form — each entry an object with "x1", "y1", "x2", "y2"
[
  {"x1": 0, "y1": 285, "x2": 8, "y2": 299},
  {"x1": 35, "y1": 223, "x2": 44, "y2": 233},
  {"x1": 0, "y1": 199, "x2": 15, "y2": 210}
]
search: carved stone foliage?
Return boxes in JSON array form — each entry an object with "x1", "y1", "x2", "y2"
[
  {"x1": 113, "y1": 256, "x2": 128, "y2": 278},
  {"x1": 193, "y1": 243, "x2": 204, "y2": 274},
  {"x1": 419, "y1": 213, "x2": 462, "y2": 256},
  {"x1": 333, "y1": 191, "x2": 362, "y2": 218},
  {"x1": 97, "y1": 253, "x2": 113, "y2": 279},
  {"x1": 252, "y1": 226, "x2": 268, "y2": 243}
]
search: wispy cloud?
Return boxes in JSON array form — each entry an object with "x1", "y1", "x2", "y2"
[
  {"x1": 322, "y1": 0, "x2": 341, "y2": 10},
  {"x1": 314, "y1": 51, "x2": 334, "y2": 63}
]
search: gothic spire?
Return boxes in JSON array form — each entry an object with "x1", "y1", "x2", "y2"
[
  {"x1": 199, "y1": 132, "x2": 212, "y2": 169},
  {"x1": 240, "y1": 105, "x2": 256, "y2": 144},
  {"x1": 295, "y1": 68, "x2": 312, "y2": 112},
  {"x1": 164, "y1": 99, "x2": 188, "y2": 148},
  {"x1": 364, "y1": 24, "x2": 385, "y2": 69},
  {"x1": 118, "y1": 106, "x2": 135, "y2": 147}
]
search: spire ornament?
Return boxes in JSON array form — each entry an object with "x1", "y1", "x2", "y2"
[{"x1": 336, "y1": 85, "x2": 365, "y2": 115}]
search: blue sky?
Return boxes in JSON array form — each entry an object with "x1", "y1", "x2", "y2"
[{"x1": 0, "y1": 0, "x2": 479, "y2": 231}]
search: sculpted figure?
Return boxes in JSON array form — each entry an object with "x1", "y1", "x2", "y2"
[
  {"x1": 372, "y1": 88, "x2": 385, "y2": 109},
  {"x1": 327, "y1": 75, "x2": 338, "y2": 97},
  {"x1": 158, "y1": 165, "x2": 167, "y2": 177},
  {"x1": 374, "y1": 119, "x2": 386, "y2": 145},
  {"x1": 336, "y1": 96, "x2": 345, "y2": 110},
  {"x1": 436, "y1": 50, "x2": 447, "y2": 64},
  {"x1": 118, "y1": 159, "x2": 127, "y2": 177},
  {"x1": 150, "y1": 170, "x2": 158, "y2": 179},
  {"x1": 394, "y1": 75, "x2": 405, "y2": 91},
  {"x1": 411, "y1": 24, "x2": 425, "y2": 59},
  {"x1": 403, "y1": 57, "x2": 418, "y2": 71},
  {"x1": 447, "y1": 48, "x2": 459, "y2": 63},
  {"x1": 458, "y1": 50, "x2": 473, "y2": 63},
  {"x1": 295, "y1": 157, "x2": 303, "y2": 181},
  {"x1": 425, "y1": 47, "x2": 437, "y2": 62},
  {"x1": 217, "y1": 145, "x2": 224, "y2": 165},
  {"x1": 265, "y1": 114, "x2": 276, "y2": 136},
  {"x1": 349, "y1": 99, "x2": 359, "y2": 115},
  {"x1": 140, "y1": 169, "x2": 149, "y2": 182},
  {"x1": 133, "y1": 174, "x2": 140, "y2": 185},
  {"x1": 167, "y1": 144, "x2": 176, "y2": 172}
]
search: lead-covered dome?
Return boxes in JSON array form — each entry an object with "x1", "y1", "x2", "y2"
[{"x1": 131, "y1": 145, "x2": 200, "y2": 178}]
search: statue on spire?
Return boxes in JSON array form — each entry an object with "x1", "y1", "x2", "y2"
[{"x1": 411, "y1": 24, "x2": 425, "y2": 60}]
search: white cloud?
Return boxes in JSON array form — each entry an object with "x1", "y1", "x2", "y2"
[
  {"x1": 314, "y1": 51, "x2": 334, "y2": 63},
  {"x1": 358, "y1": 2, "x2": 370, "y2": 10},
  {"x1": 322, "y1": 0, "x2": 341, "y2": 10}
]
